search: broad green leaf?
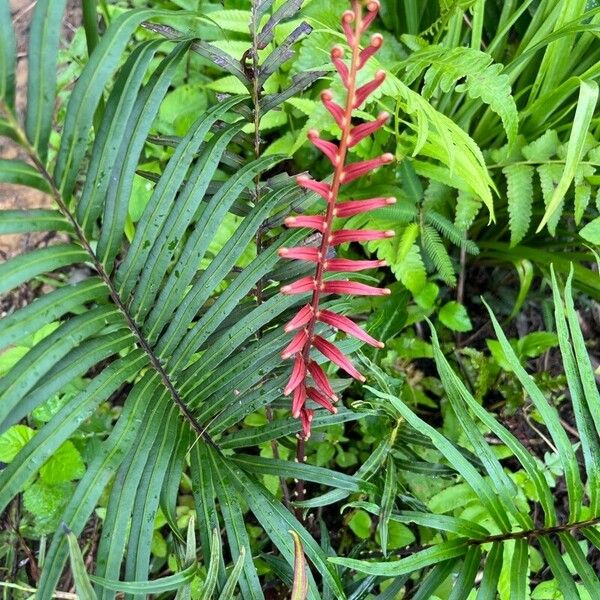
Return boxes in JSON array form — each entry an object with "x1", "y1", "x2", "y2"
[
  {"x1": 40, "y1": 440, "x2": 85, "y2": 484},
  {"x1": 0, "y1": 425, "x2": 36, "y2": 463},
  {"x1": 580, "y1": 216, "x2": 600, "y2": 244},
  {"x1": 438, "y1": 301, "x2": 472, "y2": 332}
]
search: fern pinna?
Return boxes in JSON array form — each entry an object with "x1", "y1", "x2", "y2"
[{"x1": 279, "y1": 0, "x2": 395, "y2": 438}]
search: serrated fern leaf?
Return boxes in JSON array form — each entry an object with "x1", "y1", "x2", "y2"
[
  {"x1": 538, "y1": 163, "x2": 565, "y2": 236},
  {"x1": 454, "y1": 190, "x2": 482, "y2": 232},
  {"x1": 421, "y1": 224, "x2": 456, "y2": 286},
  {"x1": 402, "y1": 45, "x2": 518, "y2": 147},
  {"x1": 424, "y1": 210, "x2": 479, "y2": 254},
  {"x1": 503, "y1": 164, "x2": 534, "y2": 246}
]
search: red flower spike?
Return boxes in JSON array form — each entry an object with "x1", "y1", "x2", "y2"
[
  {"x1": 321, "y1": 90, "x2": 346, "y2": 129},
  {"x1": 353, "y1": 70, "x2": 386, "y2": 108},
  {"x1": 321, "y1": 280, "x2": 391, "y2": 296},
  {"x1": 358, "y1": 33, "x2": 384, "y2": 69},
  {"x1": 284, "y1": 354, "x2": 306, "y2": 396},
  {"x1": 341, "y1": 10, "x2": 355, "y2": 45},
  {"x1": 331, "y1": 46, "x2": 350, "y2": 88},
  {"x1": 317, "y1": 309, "x2": 384, "y2": 348},
  {"x1": 308, "y1": 129, "x2": 340, "y2": 165},
  {"x1": 284, "y1": 304, "x2": 314, "y2": 333},
  {"x1": 280, "y1": 0, "x2": 394, "y2": 437},
  {"x1": 281, "y1": 328, "x2": 309, "y2": 360},
  {"x1": 296, "y1": 175, "x2": 331, "y2": 200},
  {"x1": 292, "y1": 383, "x2": 307, "y2": 418},
  {"x1": 284, "y1": 215, "x2": 327, "y2": 231},
  {"x1": 313, "y1": 335, "x2": 366, "y2": 382},
  {"x1": 281, "y1": 276, "x2": 315, "y2": 295},
  {"x1": 278, "y1": 246, "x2": 320, "y2": 262},
  {"x1": 307, "y1": 360, "x2": 338, "y2": 400},
  {"x1": 306, "y1": 387, "x2": 337, "y2": 413},
  {"x1": 348, "y1": 112, "x2": 389, "y2": 147},
  {"x1": 323, "y1": 258, "x2": 387, "y2": 272},
  {"x1": 341, "y1": 153, "x2": 394, "y2": 184},
  {"x1": 330, "y1": 229, "x2": 395, "y2": 245},
  {"x1": 334, "y1": 197, "x2": 396, "y2": 217},
  {"x1": 300, "y1": 407, "x2": 313, "y2": 438}
]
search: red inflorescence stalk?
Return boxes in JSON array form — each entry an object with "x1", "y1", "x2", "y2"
[{"x1": 279, "y1": 0, "x2": 394, "y2": 439}]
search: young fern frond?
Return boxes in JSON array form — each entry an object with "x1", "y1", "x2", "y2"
[{"x1": 503, "y1": 163, "x2": 534, "y2": 247}]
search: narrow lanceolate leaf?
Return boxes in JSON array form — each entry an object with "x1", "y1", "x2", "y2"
[
  {"x1": 96, "y1": 42, "x2": 192, "y2": 268},
  {"x1": 54, "y1": 9, "x2": 175, "y2": 198},
  {"x1": 537, "y1": 80, "x2": 599, "y2": 232},
  {"x1": 199, "y1": 529, "x2": 222, "y2": 600},
  {"x1": 0, "y1": 0, "x2": 16, "y2": 108},
  {"x1": 66, "y1": 529, "x2": 98, "y2": 600},
  {"x1": 257, "y1": 0, "x2": 302, "y2": 47},
  {"x1": 330, "y1": 539, "x2": 469, "y2": 576},
  {"x1": 25, "y1": 0, "x2": 67, "y2": 162},
  {"x1": 0, "y1": 209, "x2": 72, "y2": 235},
  {"x1": 503, "y1": 164, "x2": 533, "y2": 246},
  {"x1": 476, "y1": 542, "x2": 502, "y2": 600},
  {"x1": 510, "y1": 539, "x2": 528, "y2": 599},
  {"x1": 412, "y1": 559, "x2": 458, "y2": 600},
  {"x1": 76, "y1": 39, "x2": 163, "y2": 235},
  {"x1": 485, "y1": 301, "x2": 584, "y2": 522},
  {"x1": 0, "y1": 159, "x2": 51, "y2": 192},
  {"x1": 289, "y1": 531, "x2": 308, "y2": 600},
  {"x1": 449, "y1": 545, "x2": 481, "y2": 600},
  {"x1": 0, "y1": 244, "x2": 89, "y2": 295},
  {"x1": 0, "y1": 278, "x2": 106, "y2": 350},
  {"x1": 379, "y1": 458, "x2": 396, "y2": 557},
  {"x1": 90, "y1": 564, "x2": 197, "y2": 594},
  {"x1": 560, "y1": 532, "x2": 600, "y2": 596},
  {"x1": 218, "y1": 548, "x2": 246, "y2": 600}
]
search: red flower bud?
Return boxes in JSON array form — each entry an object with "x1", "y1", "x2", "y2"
[
  {"x1": 313, "y1": 335, "x2": 365, "y2": 381},
  {"x1": 321, "y1": 90, "x2": 346, "y2": 129},
  {"x1": 321, "y1": 280, "x2": 391, "y2": 296},
  {"x1": 281, "y1": 328, "x2": 309, "y2": 360},
  {"x1": 296, "y1": 174, "x2": 331, "y2": 200},
  {"x1": 348, "y1": 112, "x2": 389, "y2": 147},
  {"x1": 306, "y1": 386, "x2": 337, "y2": 413},
  {"x1": 284, "y1": 354, "x2": 306, "y2": 396},
  {"x1": 293, "y1": 383, "x2": 307, "y2": 418},
  {"x1": 284, "y1": 215, "x2": 327, "y2": 231},
  {"x1": 341, "y1": 153, "x2": 394, "y2": 184},
  {"x1": 317, "y1": 309, "x2": 384, "y2": 347},
  {"x1": 323, "y1": 258, "x2": 386, "y2": 272},
  {"x1": 281, "y1": 276, "x2": 315, "y2": 295},
  {"x1": 278, "y1": 246, "x2": 320, "y2": 261},
  {"x1": 359, "y1": 33, "x2": 384, "y2": 68},
  {"x1": 329, "y1": 229, "x2": 395, "y2": 245},
  {"x1": 308, "y1": 129, "x2": 340, "y2": 165},
  {"x1": 353, "y1": 70, "x2": 386, "y2": 108},
  {"x1": 284, "y1": 304, "x2": 314, "y2": 332},
  {"x1": 307, "y1": 360, "x2": 338, "y2": 400},
  {"x1": 331, "y1": 46, "x2": 350, "y2": 87},
  {"x1": 334, "y1": 197, "x2": 396, "y2": 217}
]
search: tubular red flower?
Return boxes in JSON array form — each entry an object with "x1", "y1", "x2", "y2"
[
  {"x1": 284, "y1": 304, "x2": 314, "y2": 332},
  {"x1": 331, "y1": 46, "x2": 350, "y2": 88},
  {"x1": 300, "y1": 407, "x2": 313, "y2": 438},
  {"x1": 313, "y1": 335, "x2": 365, "y2": 381},
  {"x1": 334, "y1": 197, "x2": 396, "y2": 217},
  {"x1": 329, "y1": 229, "x2": 395, "y2": 245},
  {"x1": 358, "y1": 33, "x2": 383, "y2": 68},
  {"x1": 360, "y1": 0, "x2": 380, "y2": 32},
  {"x1": 341, "y1": 10, "x2": 355, "y2": 45},
  {"x1": 323, "y1": 258, "x2": 386, "y2": 272},
  {"x1": 281, "y1": 328, "x2": 309, "y2": 360},
  {"x1": 284, "y1": 354, "x2": 306, "y2": 396},
  {"x1": 278, "y1": 246, "x2": 320, "y2": 261},
  {"x1": 348, "y1": 112, "x2": 389, "y2": 147},
  {"x1": 317, "y1": 309, "x2": 384, "y2": 347},
  {"x1": 353, "y1": 70, "x2": 386, "y2": 108},
  {"x1": 296, "y1": 175, "x2": 331, "y2": 200},
  {"x1": 284, "y1": 215, "x2": 327, "y2": 231},
  {"x1": 341, "y1": 153, "x2": 394, "y2": 184},
  {"x1": 281, "y1": 276, "x2": 315, "y2": 295},
  {"x1": 307, "y1": 360, "x2": 338, "y2": 400},
  {"x1": 321, "y1": 280, "x2": 391, "y2": 296},
  {"x1": 306, "y1": 386, "x2": 337, "y2": 413},
  {"x1": 321, "y1": 90, "x2": 346, "y2": 129},
  {"x1": 292, "y1": 383, "x2": 307, "y2": 418},
  {"x1": 308, "y1": 129, "x2": 340, "y2": 165}
]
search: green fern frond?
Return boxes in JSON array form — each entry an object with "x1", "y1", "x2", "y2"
[
  {"x1": 401, "y1": 45, "x2": 519, "y2": 147},
  {"x1": 454, "y1": 190, "x2": 482, "y2": 232},
  {"x1": 538, "y1": 163, "x2": 565, "y2": 235},
  {"x1": 424, "y1": 210, "x2": 479, "y2": 254},
  {"x1": 503, "y1": 163, "x2": 534, "y2": 246},
  {"x1": 421, "y1": 224, "x2": 456, "y2": 286}
]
